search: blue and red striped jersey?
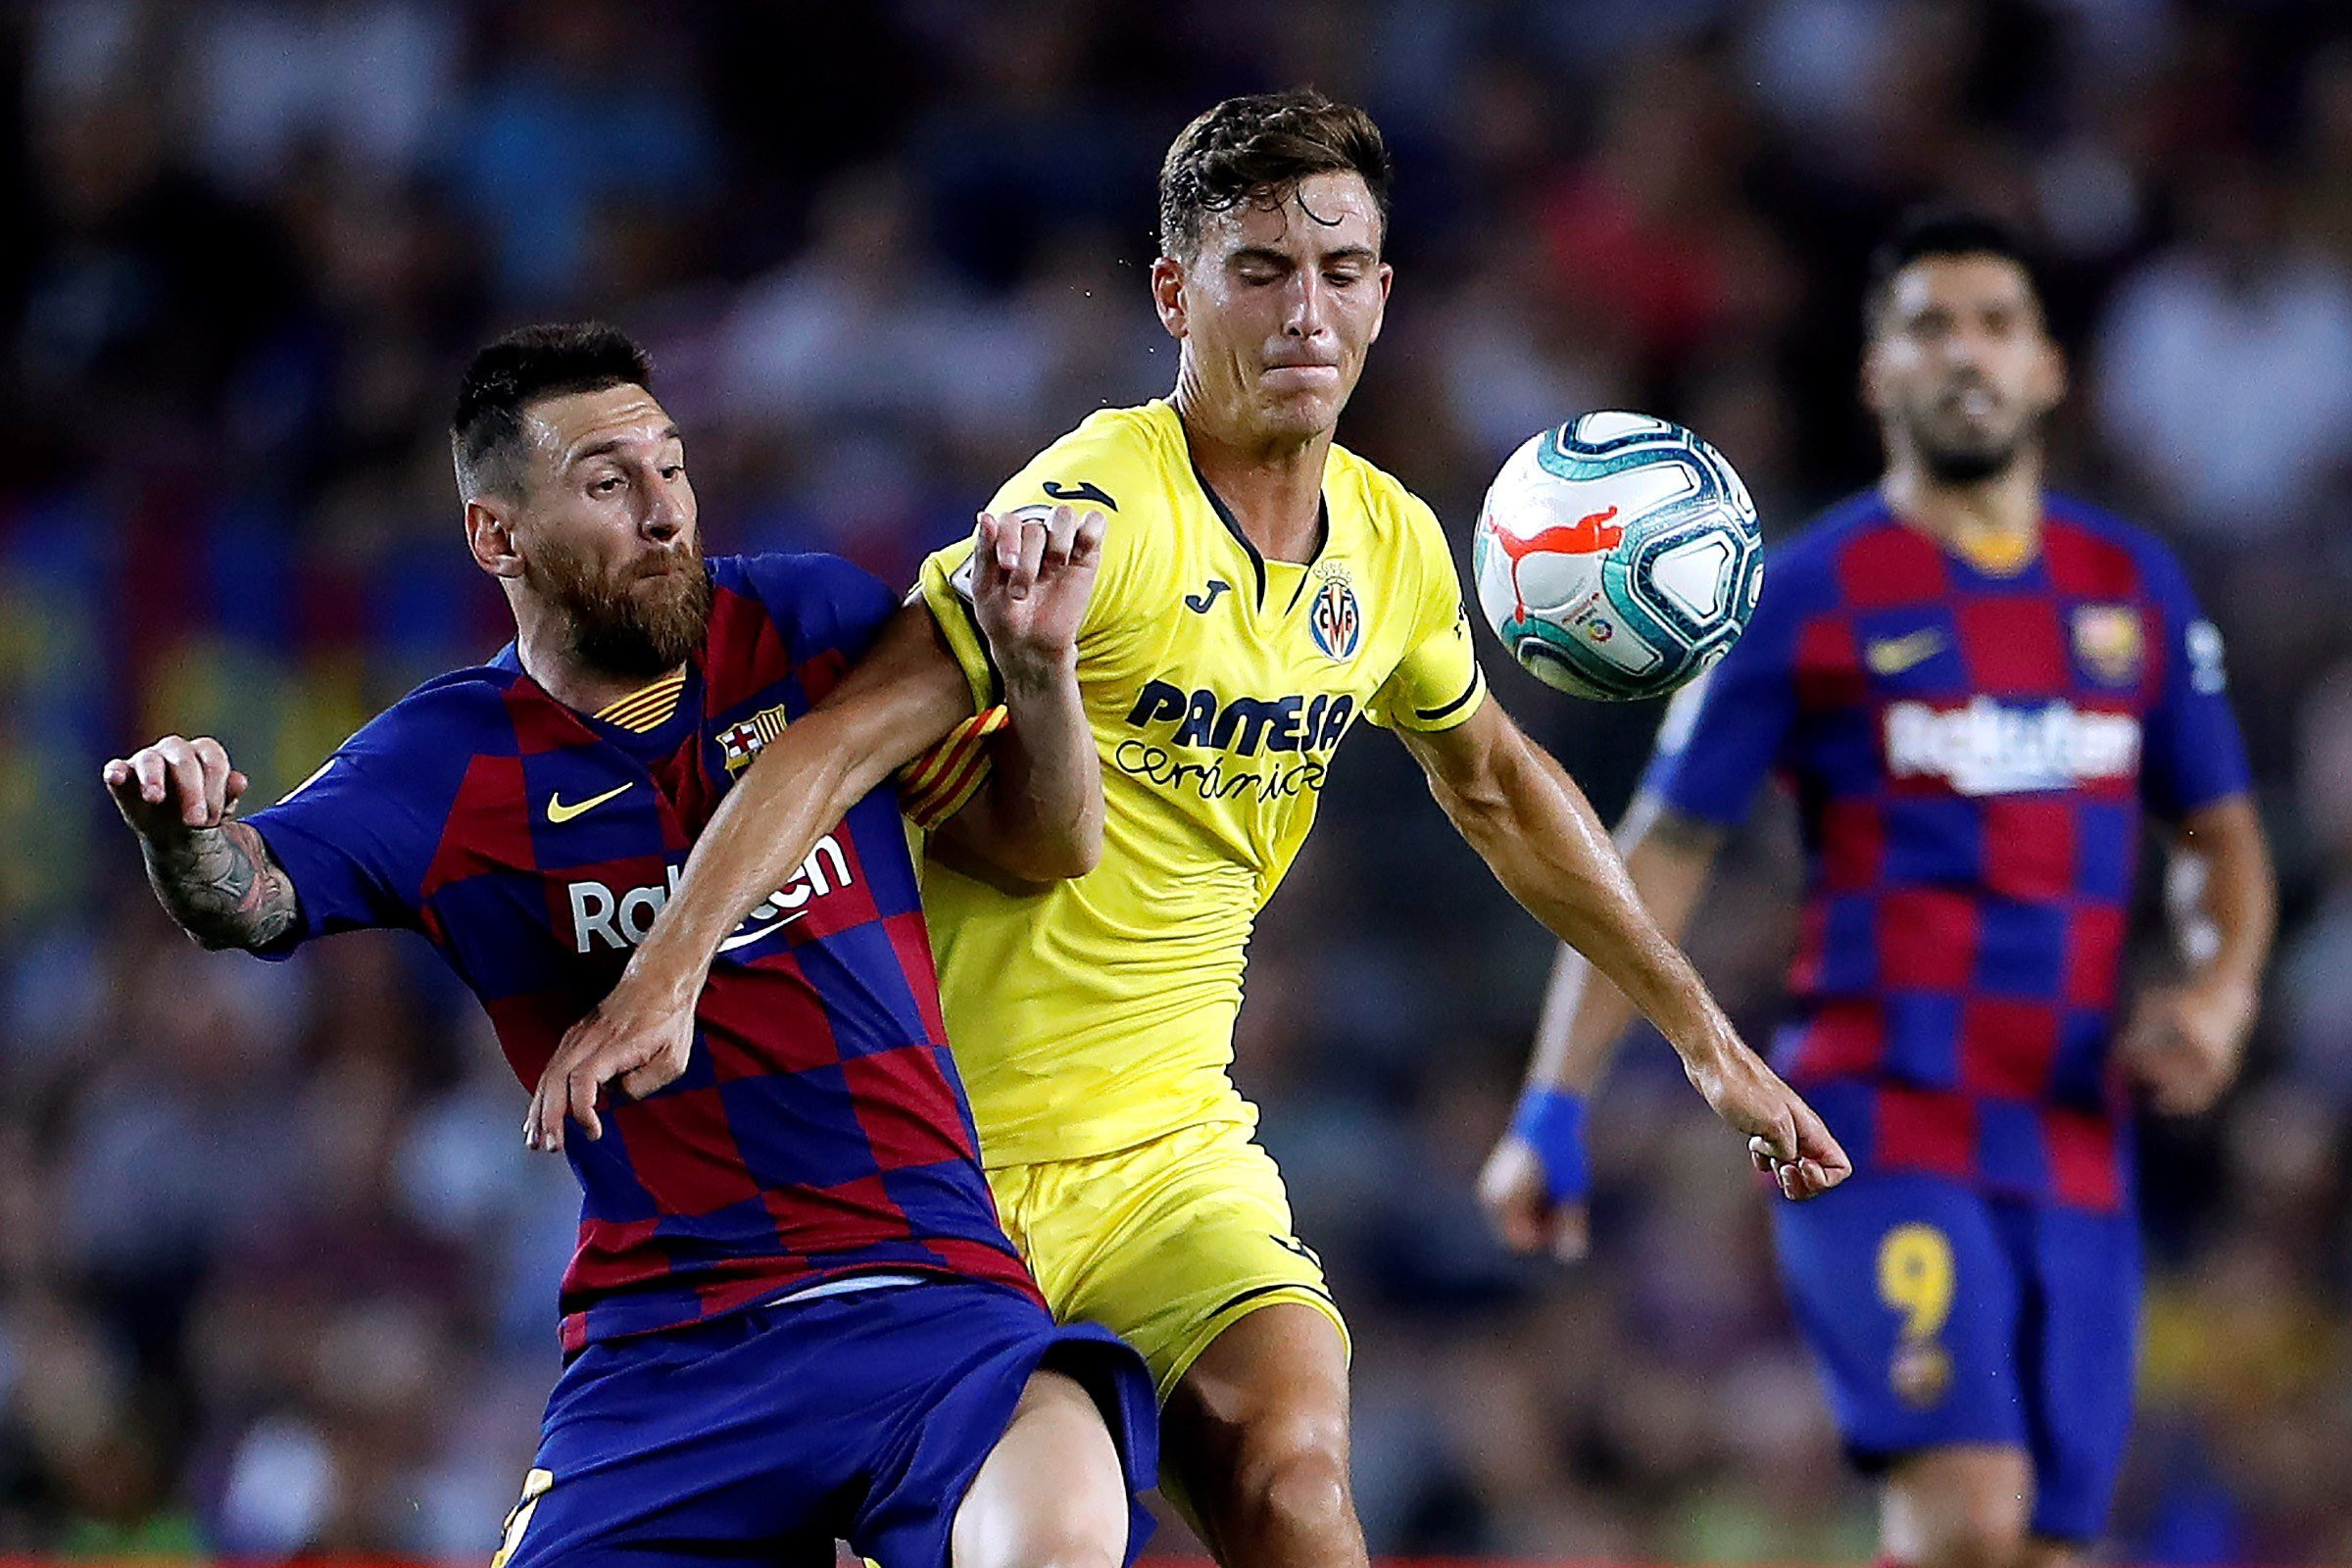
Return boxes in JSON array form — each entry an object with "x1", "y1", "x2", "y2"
[
  {"x1": 247, "y1": 553, "x2": 1037, "y2": 1349},
  {"x1": 1645, "y1": 495, "x2": 2250, "y2": 1212}
]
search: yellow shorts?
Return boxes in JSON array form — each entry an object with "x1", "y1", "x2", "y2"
[{"x1": 986, "y1": 1119, "x2": 1349, "y2": 1401}]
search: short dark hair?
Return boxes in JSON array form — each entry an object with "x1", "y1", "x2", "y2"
[
  {"x1": 1864, "y1": 205, "x2": 2044, "y2": 336},
  {"x1": 452, "y1": 322, "x2": 655, "y2": 498},
  {"x1": 1157, "y1": 89, "x2": 1393, "y2": 261}
]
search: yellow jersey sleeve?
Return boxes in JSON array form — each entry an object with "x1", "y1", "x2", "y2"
[
  {"x1": 1365, "y1": 496, "x2": 1487, "y2": 732},
  {"x1": 913, "y1": 535, "x2": 997, "y2": 713}
]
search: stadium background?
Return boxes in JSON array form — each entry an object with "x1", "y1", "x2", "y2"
[{"x1": 2, "y1": 0, "x2": 2350, "y2": 1560}]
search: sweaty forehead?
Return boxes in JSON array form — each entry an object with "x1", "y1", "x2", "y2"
[
  {"x1": 1202, "y1": 171, "x2": 1383, "y2": 258},
  {"x1": 525, "y1": 385, "x2": 676, "y2": 466}
]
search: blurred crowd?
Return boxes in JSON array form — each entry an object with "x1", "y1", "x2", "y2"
[{"x1": 2, "y1": 0, "x2": 2351, "y2": 1560}]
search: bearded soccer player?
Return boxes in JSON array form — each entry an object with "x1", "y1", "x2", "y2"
[
  {"x1": 101, "y1": 324, "x2": 1159, "y2": 1568},
  {"x1": 1480, "y1": 210, "x2": 2278, "y2": 1567},
  {"x1": 544, "y1": 93, "x2": 1846, "y2": 1568}
]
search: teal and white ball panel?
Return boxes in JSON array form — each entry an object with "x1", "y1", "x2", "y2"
[{"x1": 1472, "y1": 412, "x2": 1766, "y2": 702}]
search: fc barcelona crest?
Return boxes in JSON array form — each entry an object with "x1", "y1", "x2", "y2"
[
  {"x1": 1890, "y1": 1342, "x2": 1953, "y2": 1409},
  {"x1": 2072, "y1": 605, "x2": 2143, "y2": 685},
  {"x1": 716, "y1": 703, "x2": 790, "y2": 773},
  {"x1": 1308, "y1": 566, "x2": 1361, "y2": 662}
]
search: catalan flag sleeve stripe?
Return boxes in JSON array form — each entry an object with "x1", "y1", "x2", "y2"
[{"x1": 898, "y1": 708, "x2": 1007, "y2": 828}]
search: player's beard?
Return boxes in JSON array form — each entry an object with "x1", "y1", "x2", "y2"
[
  {"x1": 1903, "y1": 385, "x2": 2040, "y2": 485},
  {"x1": 535, "y1": 539, "x2": 712, "y2": 678},
  {"x1": 1918, "y1": 430, "x2": 2024, "y2": 485}
]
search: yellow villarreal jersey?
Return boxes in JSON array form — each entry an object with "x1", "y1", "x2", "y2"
[{"x1": 915, "y1": 400, "x2": 1487, "y2": 1166}]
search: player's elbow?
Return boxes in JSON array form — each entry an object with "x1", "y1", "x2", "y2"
[
  {"x1": 1061, "y1": 825, "x2": 1104, "y2": 879},
  {"x1": 1424, "y1": 742, "x2": 1529, "y2": 851},
  {"x1": 1018, "y1": 817, "x2": 1102, "y2": 881},
  {"x1": 975, "y1": 811, "x2": 1102, "y2": 887},
  {"x1": 180, "y1": 919, "x2": 250, "y2": 955},
  {"x1": 1429, "y1": 772, "x2": 1513, "y2": 849},
  {"x1": 1407, "y1": 709, "x2": 1543, "y2": 852}
]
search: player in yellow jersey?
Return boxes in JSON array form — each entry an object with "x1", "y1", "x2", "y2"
[{"x1": 541, "y1": 91, "x2": 1850, "y2": 1568}]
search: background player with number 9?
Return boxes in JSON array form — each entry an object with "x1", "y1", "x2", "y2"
[{"x1": 1481, "y1": 208, "x2": 2276, "y2": 1568}]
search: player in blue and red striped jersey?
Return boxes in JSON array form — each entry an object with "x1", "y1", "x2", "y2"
[
  {"x1": 100, "y1": 323, "x2": 1155, "y2": 1568},
  {"x1": 1480, "y1": 211, "x2": 2277, "y2": 1567}
]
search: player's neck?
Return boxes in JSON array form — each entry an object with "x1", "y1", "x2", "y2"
[
  {"x1": 1175, "y1": 402, "x2": 1333, "y2": 564},
  {"x1": 1882, "y1": 459, "x2": 2044, "y2": 574},
  {"x1": 513, "y1": 617, "x2": 684, "y2": 717}
]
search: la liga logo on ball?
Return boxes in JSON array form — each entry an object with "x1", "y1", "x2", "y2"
[
  {"x1": 1473, "y1": 412, "x2": 1764, "y2": 702},
  {"x1": 1308, "y1": 565, "x2": 1361, "y2": 662}
]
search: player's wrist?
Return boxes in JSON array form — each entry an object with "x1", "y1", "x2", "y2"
[
  {"x1": 618, "y1": 940, "x2": 708, "y2": 1009},
  {"x1": 135, "y1": 816, "x2": 210, "y2": 862},
  {"x1": 1510, "y1": 1087, "x2": 1590, "y2": 1204},
  {"x1": 994, "y1": 645, "x2": 1079, "y2": 694},
  {"x1": 1672, "y1": 1012, "x2": 1748, "y2": 1076}
]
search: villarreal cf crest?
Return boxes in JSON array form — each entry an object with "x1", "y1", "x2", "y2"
[
  {"x1": 1308, "y1": 565, "x2": 1361, "y2": 662},
  {"x1": 2071, "y1": 604, "x2": 2143, "y2": 685}
]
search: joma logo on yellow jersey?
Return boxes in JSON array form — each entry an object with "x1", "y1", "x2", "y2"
[{"x1": 1125, "y1": 680, "x2": 1356, "y2": 757}]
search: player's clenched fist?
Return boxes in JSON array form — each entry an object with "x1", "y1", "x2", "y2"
[
  {"x1": 101, "y1": 733, "x2": 299, "y2": 954},
  {"x1": 1683, "y1": 1046, "x2": 1851, "y2": 1202},
  {"x1": 971, "y1": 505, "x2": 1105, "y2": 682},
  {"x1": 102, "y1": 735, "x2": 249, "y2": 840},
  {"x1": 2120, "y1": 977, "x2": 2258, "y2": 1116},
  {"x1": 1478, "y1": 1123, "x2": 1593, "y2": 1263}
]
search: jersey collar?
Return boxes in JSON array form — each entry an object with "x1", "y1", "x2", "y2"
[
  {"x1": 488, "y1": 642, "x2": 707, "y2": 761},
  {"x1": 1186, "y1": 451, "x2": 1332, "y2": 612}
]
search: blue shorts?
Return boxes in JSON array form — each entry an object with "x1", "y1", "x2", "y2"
[
  {"x1": 1771, "y1": 1171, "x2": 2139, "y2": 1543},
  {"x1": 495, "y1": 1278, "x2": 1157, "y2": 1568}
]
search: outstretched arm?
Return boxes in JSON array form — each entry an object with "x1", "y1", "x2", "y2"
[
  {"x1": 102, "y1": 735, "x2": 302, "y2": 953},
  {"x1": 2119, "y1": 795, "x2": 2275, "y2": 1115},
  {"x1": 1394, "y1": 702, "x2": 1847, "y2": 1204},
  {"x1": 527, "y1": 509, "x2": 1104, "y2": 1152},
  {"x1": 1522, "y1": 795, "x2": 1725, "y2": 1098}
]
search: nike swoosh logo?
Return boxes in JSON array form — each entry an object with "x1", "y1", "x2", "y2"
[
  {"x1": 716, "y1": 905, "x2": 812, "y2": 954},
  {"x1": 1185, "y1": 579, "x2": 1231, "y2": 613},
  {"x1": 1866, "y1": 629, "x2": 1945, "y2": 676},
  {"x1": 1042, "y1": 479, "x2": 1117, "y2": 511},
  {"x1": 547, "y1": 782, "x2": 634, "y2": 824}
]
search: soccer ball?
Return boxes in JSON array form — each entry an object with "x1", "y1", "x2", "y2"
[{"x1": 1472, "y1": 412, "x2": 1764, "y2": 702}]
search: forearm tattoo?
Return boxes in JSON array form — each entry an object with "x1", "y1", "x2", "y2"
[{"x1": 139, "y1": 820, "x2": 302, "y2": 951}]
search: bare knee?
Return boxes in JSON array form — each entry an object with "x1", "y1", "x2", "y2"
[
  {"x1": 1885, "y1": 1446, "x2": 2034, "y2": 1568},
  {"x1": 1228, "y1": 1407, "x2": 1354, "y2": 1544},
  {"x1": 1162, "y1": 1302, "x2": 1364, "y2": 1568},
  {"x1": 990, "y1": 1518, "x2": 1122, "y2": 1568},
  {"x1": 979, "y1": 1509, "x2": 1122, "y2": 1568}
]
